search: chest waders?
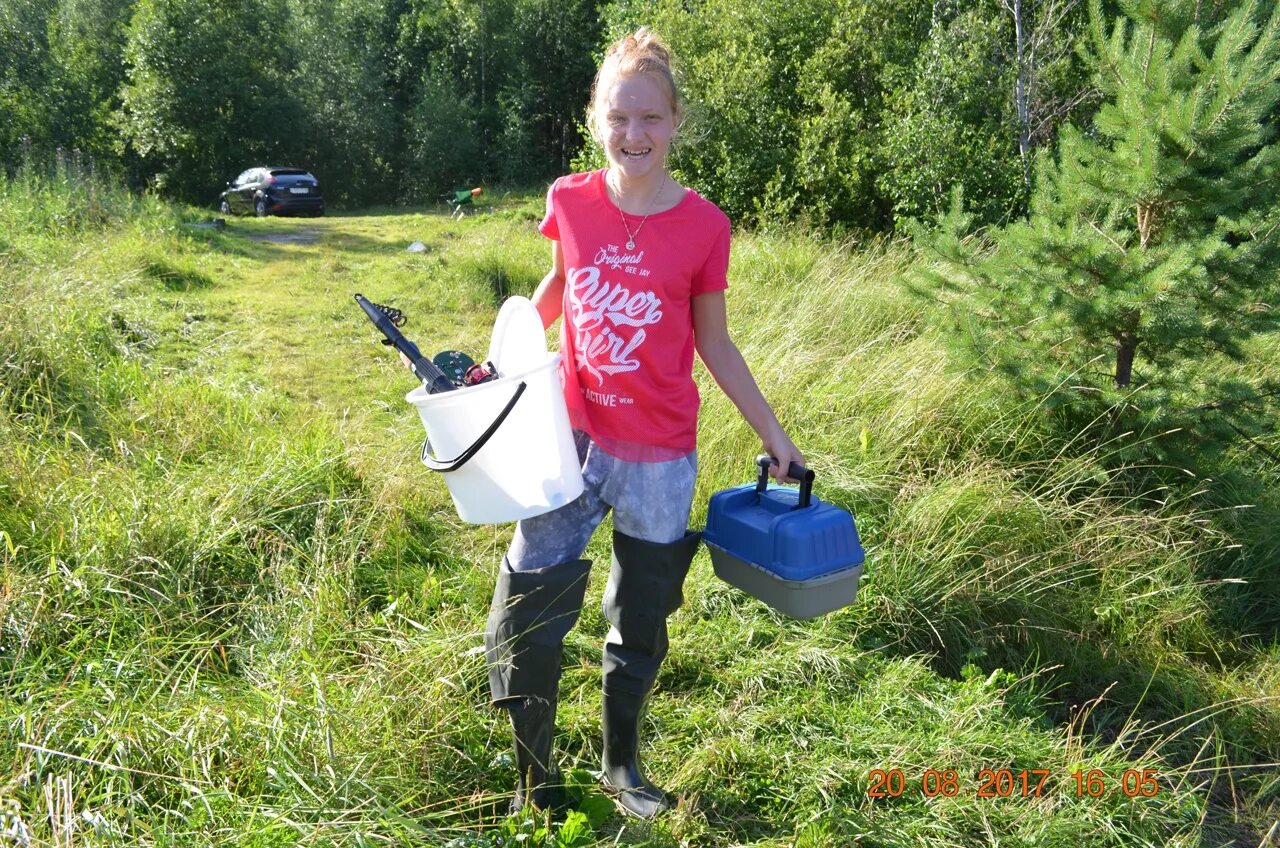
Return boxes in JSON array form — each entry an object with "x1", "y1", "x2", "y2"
[{"x1": 483, "y1": 529, "x2": 700, "y2": 818}]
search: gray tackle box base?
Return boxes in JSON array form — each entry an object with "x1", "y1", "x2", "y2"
[{"x1": 707, "y1": 541, "x2": 863, "y2": 620}]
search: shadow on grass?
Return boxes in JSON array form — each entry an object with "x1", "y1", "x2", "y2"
[
  {"x1": 190, "y1": 216, "x2": 433, "y2": 260},
  {"x1": 452, "y1": 255, "x2": 539, "y2": 305},
  {"x1": 1197, "y1": 469, "x2": 1280, "y2": 650},
  {"x1": 143, "y1": 257, "x2": 215, "y2": 290},
  {"x1": 352, "y1": 506, "x2": 464, "y2": 617}
]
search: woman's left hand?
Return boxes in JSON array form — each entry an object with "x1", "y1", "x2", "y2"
[{"x1": 762, "y1": 424, "x2": 805, "y2": 483}]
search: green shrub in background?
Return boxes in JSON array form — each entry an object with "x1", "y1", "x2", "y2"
[
  {"x1": 403, "y1": 73, "x2": 484, "y2": 200},
  {"x1": 602, "y1": 0, "x2": 1088, "y2": 233},
  {"x1": 903, "y1": 0, "x2": 1280, "y2": 690},
  {"x1": 108, "y1": 0, "x2": 604, "y2": 205},
  {"x1": 0, "y1": 151, "x2": 152, "y2": 262},
  {"x1": 915, "y1": 0, "x2": 1280, "y2": 468},
  {"x1": 276, "y1": 0, "x2": 401, "y2": 206},
  {"x1": 878, "y1": 1, "x2": 1028, "y2": 226},
  {"x1": 8, "y1": 0, "x2": 1100, "y2": 230},
  {"x1": 603, "y1": 0, "x2": 916, "y2": 231},
  {"x1": 0, "y1": 0, "x2": 134, "y2": 169}
]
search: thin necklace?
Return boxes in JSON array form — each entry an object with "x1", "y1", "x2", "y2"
[{"x1": 612, "y1": 171, "x2": 666, "y2": 251}]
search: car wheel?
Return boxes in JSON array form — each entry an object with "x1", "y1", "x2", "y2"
[
  {"x1": 219, "y1": 198, "x2": 232, "y2": 215},
  {"x1": 255, "y1": 197, "x2": 268, "y2": 218}
]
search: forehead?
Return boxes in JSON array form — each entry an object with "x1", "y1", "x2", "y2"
[{"x1": 600, "y1": 73, "x2": 673, "y2": 113}]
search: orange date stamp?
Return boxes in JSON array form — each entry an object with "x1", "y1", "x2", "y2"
[{"x1": 867, "y1": 768, "x2": 1161, "y2": 799}]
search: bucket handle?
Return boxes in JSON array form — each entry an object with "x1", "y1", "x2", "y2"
[{"x1": 420, "y1": 381, "x2": 528, "y2": 473}]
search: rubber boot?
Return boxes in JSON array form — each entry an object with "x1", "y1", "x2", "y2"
[
  {"x1": 485, "y1": 557, "x2": 591, "y2": 813},
  {"x1": 600, "y1": 529, "x2": 701, "y2": 818}
]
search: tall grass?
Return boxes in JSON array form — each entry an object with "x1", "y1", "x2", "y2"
[
  {"x1": 1, "y1": 171, "x2": 1276, "y2": 845},
  {"x1": 0, "y1": 153, "x2": 160, "y2": 263}
]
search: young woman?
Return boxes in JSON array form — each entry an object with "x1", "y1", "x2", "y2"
[{"x1": 484, "y1": 27, "x2": 804, "y2": 818}]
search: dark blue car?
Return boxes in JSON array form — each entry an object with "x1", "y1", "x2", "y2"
[{"x1": 219, "y1": 167, "x2": 325, "y2": 217}]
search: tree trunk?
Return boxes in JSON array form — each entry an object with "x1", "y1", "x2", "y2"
[
  {"x1": 1012, "y1": 0, "x2": 1032, "y2": 187},
  {"x1": 1115, "y1": 331, "x2": 1138, "y2": 387}
]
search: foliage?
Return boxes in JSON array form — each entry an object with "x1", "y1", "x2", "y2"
[
  {"x1": 444, "y1": 803, "x2": 607, "y2": 847},
  {"x1": 499, "y1": 0, "x2": 604, "y2": 178},
  {"x1": 402, "y1": 72, "x2": 483, "y2": 198},
  {"x1": 280, "y1": 0, "x2": 401, "y2": 206},
  {"x1": 601, "y1": 0, "x2": 916, "y2": 231},
  {"x1": 391, "y1": 0, "x2": 603, "y2": 197},
  {"x1": 599, "y1": 0, "x2": 1091, "y2": 232},
  {"x1": 0, "y1": 0, "x2": 134, "y2": 167},
  {"x1": 99, "y1": 0, "x2": 603, "y2": 204},
  {"x1": 5, "y1": 0, "x2": 1100, "y2": 228},
  {"x1": 0, "y1": 149, "x2": 154, "y2": 261},
  {"x1": 116, "y1": 0, "x2": 304, "y2": 200},
  {"x1": 878, "y1": 0, "x2": 1029, "y2": 226},
  {"x1": 0, "y1": 0, "x2": 52, "y2": 161},
  {"x1": 915, "y1": 0, "x2": 1280, "y2": 461}
]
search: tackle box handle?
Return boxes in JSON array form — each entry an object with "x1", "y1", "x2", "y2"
[{"x1": 756, "y1": 454, "x2": 816, "y2": 508}]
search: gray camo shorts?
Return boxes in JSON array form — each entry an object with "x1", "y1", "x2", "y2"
[{"x1": 505, "y1": 430, "x2": 697, "y2": 572}]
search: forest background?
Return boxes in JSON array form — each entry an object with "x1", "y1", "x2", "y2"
[{"x1": 1, "y1": 0, "x2": 1097, "y2": 231}]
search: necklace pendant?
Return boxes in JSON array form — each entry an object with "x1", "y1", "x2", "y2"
[{"x1": 626, "y1": 239, "x2": 636, "y2": 250}]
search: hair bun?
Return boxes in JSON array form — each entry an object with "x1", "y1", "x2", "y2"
[{"x1": 610, "y1": 26, "x2": 673, "y2": 70}]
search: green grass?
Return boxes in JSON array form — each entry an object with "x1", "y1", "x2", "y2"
[{"x1": 1, "y1": 169, "x2": 1277, "y2": 846}]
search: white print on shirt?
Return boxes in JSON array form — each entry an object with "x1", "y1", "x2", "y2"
[
  {"x1": 567, "y1": 252, "x2": 663, "y2": 387},
  {"x1": 585, "y1": 388, "x2": 629, "y2": 406},
  {"x1": 594, "y1": 245, "x2": 645, "y2": 269}
]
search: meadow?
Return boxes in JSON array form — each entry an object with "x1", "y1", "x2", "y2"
[{"x1": 1, "y1": 167, "x2": 1278, "y2": 847}]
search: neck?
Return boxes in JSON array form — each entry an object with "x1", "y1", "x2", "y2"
[{"x1": 607, "y1": 167, "x2": 668, "y2": 213}]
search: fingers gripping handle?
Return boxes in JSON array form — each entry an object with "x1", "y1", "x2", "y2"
[{"x1": 756, "y1": 454, "x2": 815, "y2": 508}]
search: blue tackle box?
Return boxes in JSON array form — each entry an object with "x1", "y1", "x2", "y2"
[{"x1": 703, "y1": 456, "x2": 864, "y2": 619}]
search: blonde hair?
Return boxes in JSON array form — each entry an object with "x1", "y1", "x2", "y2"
[{"x1": 586, "y1": 27, "x2": 684, "y2": 144}]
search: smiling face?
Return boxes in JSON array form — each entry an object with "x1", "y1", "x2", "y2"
[{"x1": 596, "y1": 73, "x2": 677, "y2": 184}]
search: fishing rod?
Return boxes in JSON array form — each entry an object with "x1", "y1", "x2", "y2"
[{"x1": 353, "y1": 294, "x2": 459, "y2": 395}]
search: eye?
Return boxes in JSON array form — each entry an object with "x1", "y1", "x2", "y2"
[{"x1": 607, "y1": 114, "x2": 625, "y2": 125}]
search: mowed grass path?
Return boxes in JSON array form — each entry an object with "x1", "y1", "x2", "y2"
[
  {"x1": 178, "y1": 206, "x2": 531, "y2": 432},
  {"x1": 166, "y1": 202, "x2": 552, "y2": 552},
  {"x1": 3, "y1": 183, "x2": 1277, "y2": 846}
]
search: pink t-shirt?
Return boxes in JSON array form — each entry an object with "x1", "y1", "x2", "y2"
[{"x1": 540, "y1": 169, "x2": 731, "y2": 461}]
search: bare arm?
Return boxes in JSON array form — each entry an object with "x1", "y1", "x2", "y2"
[
  {"x1": 692, "y1": 289, "x2": 805, "y2": 482},
  {"x1": 531, "y1": 240, "x2": 567, "y2": 330}
]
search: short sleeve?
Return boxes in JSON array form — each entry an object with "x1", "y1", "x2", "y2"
[
  {"x1": 691, "y1": 218, "x2": 730, "y2": 295},
  {"x1": 538, "y1": 181, "x2": 559, "y2": 240}
]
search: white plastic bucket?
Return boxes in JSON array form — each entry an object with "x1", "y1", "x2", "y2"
[{"x1": 406, "y1": 352, "x2": 584, "y2": 524}]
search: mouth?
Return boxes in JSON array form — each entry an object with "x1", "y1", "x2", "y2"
[{"x1": 620, "y1": 147, "x2": 652, "y2": 160}]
